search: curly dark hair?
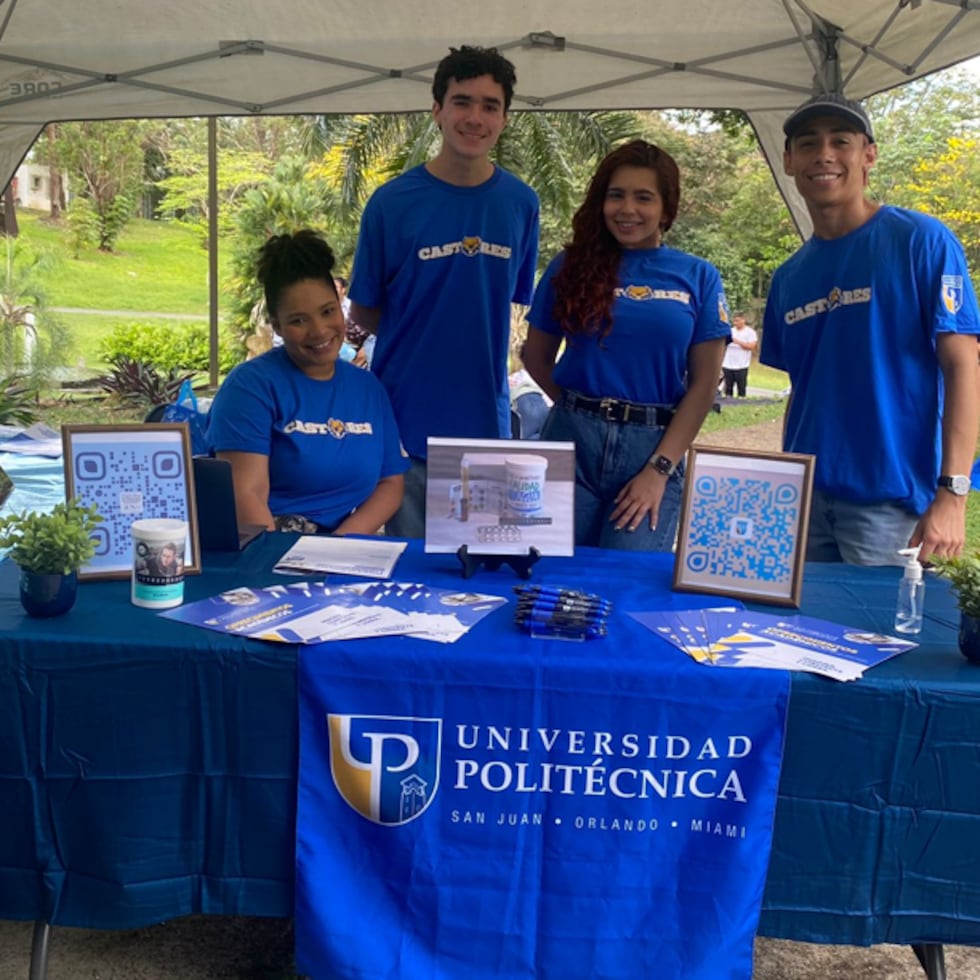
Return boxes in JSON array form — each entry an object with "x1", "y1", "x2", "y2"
[
  {"x1": 256, "y1": 230, "x2": 338, "y2": 321},
  {"x1": 553, "y1": 140, "x2": 680, "y2": 339},
  {"x1": 432, "y1": 45, "x2": 517, "y2": 111}
]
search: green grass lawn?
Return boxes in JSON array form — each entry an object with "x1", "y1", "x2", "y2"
[
  {"x1": 19, "y1": 210, "x2": 229, "y2": 315},
  {"x1": 745, "y1": 361, "x2": 790, "y2": 392}
]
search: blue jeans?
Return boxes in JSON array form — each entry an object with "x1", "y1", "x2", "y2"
[
  {"x1": 384, "y1": 457, "x2": 427, "y2": 539},
  {"x1": 806, "y1": 490, "x2": 918, "y2": 566},
  {"x1": 512, "y1": 391, "x2": 550, "y2": 439},
  {"x1": 540, "y1": 399, "x2": 683, "y2": 552}
]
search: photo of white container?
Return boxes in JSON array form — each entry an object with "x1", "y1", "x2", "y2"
[{"x1": 505, "y1": 454, "x2": 548, "y2": 516}]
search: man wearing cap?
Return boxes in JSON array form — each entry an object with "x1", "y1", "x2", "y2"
[{"x1": 760, "y1": 92, "x2": 980, "y2": 565}]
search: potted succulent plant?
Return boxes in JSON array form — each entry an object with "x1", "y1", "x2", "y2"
[
  {"x1": 930, "y1": 550, "x2": 980, "y2": 663},
  {"x1": 0, "y1": 498, "x2": 103, "y2": 617}
]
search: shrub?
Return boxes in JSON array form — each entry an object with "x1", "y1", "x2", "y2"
[
  {"x1": 67, "y1": 198, "x2": 100, "y2": 257},
  {"x1": 0, "y1": 374, "x2": 38, "y2": 426},
  {"x1": 98, "y1": 321, "x2": 239, "y2": 374},
  {"x1": 97, "y1": 356, "x2": 194, "y2": 408}
]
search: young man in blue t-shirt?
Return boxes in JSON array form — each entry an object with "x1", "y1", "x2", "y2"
[
  {"x1": 761, "y1": 93, "x2": 980, "y2": 566},
  {"x1": 349, "y1": 45, "x2": 540, "y2": 538}
]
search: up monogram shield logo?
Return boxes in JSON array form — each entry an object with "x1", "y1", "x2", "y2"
[
  {"x1": 941, "y1": 275, "x2": 963, "y2": 314},
  {"x1": 328, "y1": 714, "x2": 442, "y2": 825}
]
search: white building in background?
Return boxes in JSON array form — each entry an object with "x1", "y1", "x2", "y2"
[{"x1": 11, "y1": 161, "x2": 67, "y2": 211}]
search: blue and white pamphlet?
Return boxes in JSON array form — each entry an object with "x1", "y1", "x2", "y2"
[
  {"x1": 161, "y1": 579, "x2": 506, "y2": 644},
  {"x1": 629, "y1": 607, "x2": 916, "y2": 681},
  {"x1": 273, "y1": 534, "x2": 407, "y2": 578}
]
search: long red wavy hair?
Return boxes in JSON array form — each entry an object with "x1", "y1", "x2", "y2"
[{"x1": 552, "y1": 140, "x2": 680, "y2": 340}]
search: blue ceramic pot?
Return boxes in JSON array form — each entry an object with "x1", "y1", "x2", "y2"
[
  {"x1": 960, "y1": 614, "x2": 980, "y2": 664},
  {"x1": 19, "y1": 569, "x2": 78, "y2": 618}
]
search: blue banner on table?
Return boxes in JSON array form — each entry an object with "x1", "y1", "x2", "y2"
[{"x1": 296, "y1": 648, "x2": 790, "y2": 979}]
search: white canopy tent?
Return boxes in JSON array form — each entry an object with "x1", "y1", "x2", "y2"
[{"x1": 1, "y1": 0, "x2": 980, "y2": 232}]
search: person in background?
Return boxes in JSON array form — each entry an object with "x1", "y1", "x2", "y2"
[
  {"x1": 721, "y1": 312, "x2": 757, "y2": 397},
  {"x1": 207, "y1": 230, "x2": 407, "y2": 535},
  {"x1": 761, "y1": 92, "x2": 979, "y2": 565},
  {"x1": 523, "y1": 140, "x2": 729, "y2": 551},
  {"x1": 348, "y1": 44, "x2": 540, "y2": 538},
  {"x1": 509, "y1": 340, "x2": 552, "y2": 439}
]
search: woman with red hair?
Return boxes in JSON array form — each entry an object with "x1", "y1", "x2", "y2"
[{"x1": 524, "y1": 140, "x2": 729, "y2": 551}]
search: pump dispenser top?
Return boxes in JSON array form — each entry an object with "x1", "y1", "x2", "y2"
[
  {"x1": 898, "y1": 547, "x2": 923, "y2": 582},
  {"x1": 895, "y1": 546, "x2": 924, "y2": 634}
]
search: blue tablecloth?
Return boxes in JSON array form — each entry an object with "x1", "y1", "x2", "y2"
[{"x1": 1, "y1": 536, "x2": 978, "y2": 949}]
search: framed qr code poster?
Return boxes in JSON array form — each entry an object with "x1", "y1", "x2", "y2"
[
  {"x1": 62, "y1": 423, "x2": 201, "y2": 580},
  {"x1": 673, "y1": 446, "x2": 815, "y2": 607}
]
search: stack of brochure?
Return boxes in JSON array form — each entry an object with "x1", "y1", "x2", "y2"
[
  {"x1": 162, "y1": 579, "x2": 506, "y2": 645},
  {"x1": 273, "y1": 535, "x2": 408, "y2": 578},
  {"x1": 628, "y1": 607, "x2": 916, "y2": 681}
]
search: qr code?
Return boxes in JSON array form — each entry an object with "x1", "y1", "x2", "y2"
[
  {"x1": 683, "y1": 475, "x2": 799, "y2": 583},
  {"x1": 73, "y1": 444, "x2": 188, "y2": 562}
]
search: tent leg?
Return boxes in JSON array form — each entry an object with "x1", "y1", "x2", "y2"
[
  {"x1": 29, "y1": 920, "x2": 50, "y2": 980},
  {"x1": 911, "y1": 943, "x2": 946, "y2": 980}
]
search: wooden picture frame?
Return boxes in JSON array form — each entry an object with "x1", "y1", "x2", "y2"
[
  {"x1": 62, "y1": 424, "x2": 201, "y2": 580},
  {"x1": 673, "y1": 446, "x2": 815, "y2": 608}
]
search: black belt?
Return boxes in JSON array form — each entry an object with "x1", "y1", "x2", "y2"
[{"x1": 563, "y1": 391, "x2": 675, "y2": 426}]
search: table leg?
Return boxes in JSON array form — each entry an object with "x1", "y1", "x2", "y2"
[
  {"x1": 29, "y1": 920, "x2": 50, "y2": 980},
  {"x1": 911, "y1": 943, "x2": 946, "y2": 980}
]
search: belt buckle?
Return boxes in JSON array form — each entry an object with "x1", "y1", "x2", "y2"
[{"x1": 599, "y1": 398, "x2": 618, "y2": 421}]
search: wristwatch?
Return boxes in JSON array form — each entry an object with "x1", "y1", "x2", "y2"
[
  {"x1": 648, "y1": 454, "x2": 676, "y2": 477},
  {"x1": 938, "y1": 474, "x2": 970, "y2": 496}
]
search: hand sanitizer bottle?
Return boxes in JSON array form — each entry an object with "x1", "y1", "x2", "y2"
[{"x1": 894, "y1": 546, "x2": 924, "y2": 635}]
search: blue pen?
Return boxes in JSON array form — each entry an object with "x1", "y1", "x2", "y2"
[
  {"x1": 518, "y1": 600, "x2": 612, "y2": 617},
  {"x1": 517, "y1": 611, "x2": 608, "y2": 629},
  {"x1": 516, "y1": 590, "x2": 612, "y2": 606},
  {"x1": 516, "y1": 607, "x2": 609, "y2": 619},
  {"x1": 523, "y1": 623, "x2": 608, "y2": 640},
  {"x1": 515, "y1": 584, "x2": 601, "y2": 595},
  {"x1": 514, "y1": 585, "x2": 605, "y2": 601}
]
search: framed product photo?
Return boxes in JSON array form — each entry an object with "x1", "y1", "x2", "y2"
[
  {"x1": 62, "y1": 423, "x2": 201, "y2": 580},
  {"x1": 424, "y1": 437, "x2": 576, "y2": 557},
  {"x1": 673, "y1": 446, "x2": 815, "y2": 607}
]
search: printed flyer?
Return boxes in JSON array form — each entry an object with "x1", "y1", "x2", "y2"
[
  {"x1": 162, "y1": 579, "x2": 506, "y2": 644},
  {"x1": 629, "y1": 607, "x2": 916, "y2": 681}
]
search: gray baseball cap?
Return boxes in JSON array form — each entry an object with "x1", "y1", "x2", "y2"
[{"x1": 783, "y1": 92, "x2": 874, "y2": 143}]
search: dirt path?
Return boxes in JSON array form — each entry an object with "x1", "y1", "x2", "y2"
[
  {"x1": 2, "y1": 917, "x2": 979, "y2": 978},
  {"x1": 695, "y1": 418, "x2": 784, "y2": 454}
]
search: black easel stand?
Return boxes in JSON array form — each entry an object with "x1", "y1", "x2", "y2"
[{"x1": 456, "y1": 545, "x2": 541, "y2": 580}]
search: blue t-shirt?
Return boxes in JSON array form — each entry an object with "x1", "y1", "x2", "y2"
[
  {"x1": 761, "y1": 205, "x2": 980, "y2": 515},
  {"x1": 207, "y1": 348, "x2": 408, "y2": 527},
  {"x1": 528, "y1": 246, "x2": 730, "y2": 404},
  {"x1": 349, "y1": 164, "x2": 540, "y2": 458}
]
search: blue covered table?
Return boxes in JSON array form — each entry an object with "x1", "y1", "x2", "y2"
[{"x1": 0, "y1": 537, "x2": 977, "y2": 958}]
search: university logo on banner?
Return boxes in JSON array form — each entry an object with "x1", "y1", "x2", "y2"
[
  {"x1": 328, "y1": 713, "x2": 441, "y2": 825},
  {"x1": 942, "y1": 275, "x2": 964, "y2": 314}
]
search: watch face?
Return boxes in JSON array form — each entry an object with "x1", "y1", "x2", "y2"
[{"x1": 941, "y1": 475, "x2": 971, "y2": 495}]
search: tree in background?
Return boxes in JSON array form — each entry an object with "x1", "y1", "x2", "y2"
[
  {"x1": 44, "y1": 120, "x2": 149, "y2": 251},
  {"x1": 867, "y1": 69, "x2": 980, "y2": 206},
  {"x1": 151, "y1": 117, "x2": 313, "y2": 245},
  {"x1": 642, "y1": 113, "x2": 796, "y2": 313},
  {"x1": 0, "y1": 237, "x2": 69, "y2": 383},
  {"x1": 903, "y1": 136, "x2": 980, "y2": 269},
  {"x1": 225, "y1": 155, "x2": 347, "y2": 349}
]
